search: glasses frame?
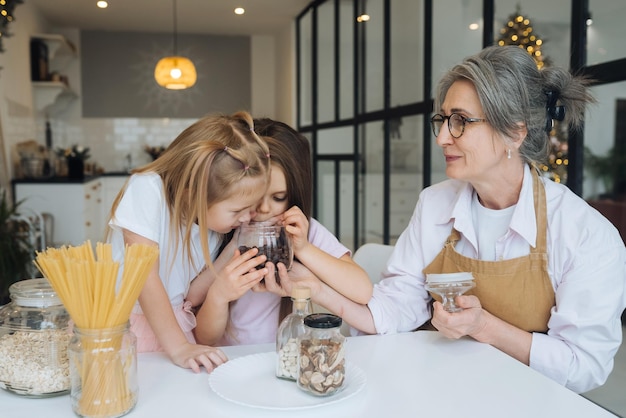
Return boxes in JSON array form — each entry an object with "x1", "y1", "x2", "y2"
[{"x1": 430, "y1": 113, "x2": 487, "y2": 139}]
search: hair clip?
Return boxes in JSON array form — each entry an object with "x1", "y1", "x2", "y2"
[
  {"x1": 243, "y1": 164, "x2": 250, "y2": 171},
  {"x1": 266, "y1": 153, "x2": 271, "y2": 158},
  {"x1": 224, "y1": 146, "x2": 229, "y2": 151}
]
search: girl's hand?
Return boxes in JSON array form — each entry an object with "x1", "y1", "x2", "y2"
[
  {"x1": 430, "y1": 295, "x2": 487, "y2": 339},
  {"x1": 281, "y1": 206, "x2": 310, "y2": 253},
  {"x1": 208, "y1": 247, "x2": 268, "y2": 303},
  {"x1": 255, "y1": 261, "x2": 323, "y2": 298},
  {"x1": 170, "y1": 342, "x2": 228, "y2": 373}
]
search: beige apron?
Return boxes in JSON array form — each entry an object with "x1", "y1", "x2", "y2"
[{"x1": 423, "y1": 168, "x2": 555, "y2": 333}]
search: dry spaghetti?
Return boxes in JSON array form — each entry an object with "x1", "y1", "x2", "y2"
[{"x1": 34, "y1": 241, "x2": 158, "y2": 417}]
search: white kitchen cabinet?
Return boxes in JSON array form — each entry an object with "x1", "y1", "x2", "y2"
[{"x1": 14, "y1": 178, "x2": 104, "y2": 247}]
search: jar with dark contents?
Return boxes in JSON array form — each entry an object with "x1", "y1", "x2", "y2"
[
  {"x1": 0, "y1": 278, "x2": 71, "y2": 397},
  {"x1": 297, "y1": 313, "x2": 345, "y2": 396},
  {"x1": 237, "y1": 221, "x2": 293, "y2": 283}
]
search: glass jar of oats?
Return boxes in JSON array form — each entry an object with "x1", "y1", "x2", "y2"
[{"x1": 0, "y1": 278, "x2": 71, "y2": 397}]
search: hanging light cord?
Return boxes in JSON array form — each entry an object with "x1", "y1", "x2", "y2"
[{"x1": 172, "y1": 0, "x2": 178, "y2": 55}]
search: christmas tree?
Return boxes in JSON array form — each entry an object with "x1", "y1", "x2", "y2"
[
  {"x1": 496, "y1": 5, "x2": 568, "y2": 182},
  {"x1": 0, "y1": 0, "x2": 23, "y2": 53}
]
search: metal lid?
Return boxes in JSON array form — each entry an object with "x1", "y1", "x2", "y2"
[{"x1": 304, "y1": 313, "x2": 342, "y2": 329}]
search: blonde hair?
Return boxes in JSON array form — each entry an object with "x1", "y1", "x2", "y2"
[{"x1": 108, "y1": 111, "x2": 270, "y2": 271}]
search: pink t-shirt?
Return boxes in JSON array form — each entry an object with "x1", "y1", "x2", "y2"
[{"x1": 218, "y1": 218, "x2": 349, "y2": 346}]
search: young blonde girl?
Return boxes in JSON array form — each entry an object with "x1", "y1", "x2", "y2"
[
  {"x1": 107, "y1": 111, "x2": 270, "y2": 371},
  {"x1": 191, "y1": 118, "x2": 372, "y2": 346}
]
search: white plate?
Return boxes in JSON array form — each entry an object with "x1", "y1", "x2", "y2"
[{"x1": 208, "y1": 351, "x2": 366, "y2": 410}]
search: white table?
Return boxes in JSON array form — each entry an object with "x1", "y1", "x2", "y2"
[{"x1": 1, "y1": 332, "x2": 616, "y2": 417}]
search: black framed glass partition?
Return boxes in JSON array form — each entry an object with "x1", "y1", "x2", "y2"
[{"x1": 297, "y1": 0, "x2": 626, "y2": 250}]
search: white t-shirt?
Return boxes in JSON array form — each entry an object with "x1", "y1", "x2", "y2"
[{"x1": 108, "y1": 173, "x2": 220, "y2": 311}]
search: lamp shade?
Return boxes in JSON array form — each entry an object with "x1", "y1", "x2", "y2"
[{"x1": 154, "y1": 56, "x2": 197, "y2": 90}]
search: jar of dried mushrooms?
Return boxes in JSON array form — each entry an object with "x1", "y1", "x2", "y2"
[
  {"x1": 297, "y1": 313, "x2": 345, "y2": 396},
  {"x1": 0, "y1": 278, "x2": 71, "y2": 397}
]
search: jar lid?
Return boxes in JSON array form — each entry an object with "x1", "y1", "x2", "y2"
[
  {"x1": 304, "y1": 313, "x2": 342, "y2": 329},
  {"x1": 9, "y1": 278, "x2": 62, "y2": 307}
]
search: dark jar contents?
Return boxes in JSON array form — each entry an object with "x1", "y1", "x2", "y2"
[
  {"x1": 297, "y1": 313, "x2": 346, "y2": 396},
  {"x1": 0, "y1": 278, "x2": 71, "y2": 397},
  {"x1": 237, "y1": 221, "x2": 293, "y2": 283}
]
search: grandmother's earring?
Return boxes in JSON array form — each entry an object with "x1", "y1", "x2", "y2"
[{"x1": 507, "y1": 149, "x2": 512, "y2": 159}]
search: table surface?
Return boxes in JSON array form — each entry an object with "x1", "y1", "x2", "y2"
[{"x1": 1, "y1": 331, "x2": 616, "y2": 418}]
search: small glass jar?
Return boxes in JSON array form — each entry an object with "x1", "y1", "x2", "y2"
[
  {"x1": 238, "y1": 221, "x2": 293, "y2": 283},
  {"x1": 276, "y1": 286, "x2": 313, "y2": 380},
  {"x1": 68, "y1": 322, "x2": 138, "y2": 418},
  {"x1": 0, "y1": 278, "x2": 71, "y2": 397},
  {"x1": 297, "y1": 313, "x2": 346, "y2": 396}
]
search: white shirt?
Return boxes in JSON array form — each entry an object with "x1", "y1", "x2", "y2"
[
  {"x1": 368, "y1": 165, "x2": 626, "y2": 393},
  {"x1": 108, "y1": 173, "x2": 220, "y2": 310}
]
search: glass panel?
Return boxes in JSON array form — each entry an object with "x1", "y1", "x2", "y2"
[
  {"x1": 299, "y1": 11, "x2": 312, "y2": 127},
  {"x1": 317, "y1": 159, "x2": 356, "y2": 251},
  {"x1": 317, "y1": 1, "x2": 335, "y2": 123},
  {"x1": 362, "y1": 120, "x2": 384, "y2": 243},
  {"x1": 390, "y1": 114, "x2": 423, "y2": 244},
  {"x1": 339, "y1": 0, "x2": 355, "y2": 119},
  {"x1": 432, "y1": 0, "x2": 482, "y2": 85},
  {"x1": 390, "y1": 0, "x2": 424, "y2": 106},
  {"x1": 363, "y1": 0, "x2": 384, "y2": 113},
  {"x1": 494, "y1": 0, "x2": 571, "y2": 68},
  {"x1": 317, "y1": 126, "x2": 354, "y2": 155},
  {"x1": 588, "y1": 1, "x2": 626, "y2": 65},
  {"x1": 583, "y1": 81, "x2": 626, "y2": 199}
]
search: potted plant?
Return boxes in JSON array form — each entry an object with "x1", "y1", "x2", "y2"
[{"x1": 0, "y1": 189, "x2": 34, "y2": 305}]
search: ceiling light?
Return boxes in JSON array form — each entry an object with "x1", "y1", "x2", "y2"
[
  {"x1": 154, "y1": 0, "x2": 197, "y2": 90},
  {"x1": 586, "y1": 13, "x2": 593, "y2": 26},
  {"x1": 356, "y1": 14, "x2": 370, "y2": 23},
  {"x1": 234, "y1": 7, "x2": 245, "y2": 15},
  {"x1": 96, "y1": 1, "x2": 108, "y2": 8},
  {"x1": 469, "y1": 23, "x2": 479, "y2": 30}
]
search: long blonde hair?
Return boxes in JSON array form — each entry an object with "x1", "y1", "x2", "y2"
[{"x1": 108, "y1": 111, "x2": 270, "y2": 270}]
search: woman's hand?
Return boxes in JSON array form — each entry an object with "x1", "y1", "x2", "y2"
[
  {"x1": 280, "y1": 206, "x2": 310, "y2": 254},
  {"x1": 430, "y1": 295, "x2": 488, "y2": 339},
  {"x1": 169, "y1": 342, "x2": 228, "y2": 373}
]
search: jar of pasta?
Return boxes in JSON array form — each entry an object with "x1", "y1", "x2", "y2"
[
  {"x1": 68, "y1": 322, "x2": 138, "y2": 417},
  {"x1": 297, "y1": 313, "x2": 346, "y2": 396},
  {"x1": 0, "y1": 278, "x2": 71, "y2": 397}
]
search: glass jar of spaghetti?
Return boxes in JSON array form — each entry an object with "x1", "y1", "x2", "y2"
[
  {"x1": 68, "y1": 322, "x2": 138, "y2": 417},
  {"x1": 0, "y1": 278, "x2": 71, "y2": 397}
]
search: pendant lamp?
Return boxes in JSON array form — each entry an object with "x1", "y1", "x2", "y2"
[{"x1": 154, "y1": 0, "x2": 197, "y2": 90}]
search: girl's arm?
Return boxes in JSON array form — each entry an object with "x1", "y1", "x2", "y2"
[
  {"x1": 282, "y1": 207, "x2": 373, "y2": 304},
  {"x1": 194, "y1": 248, "x2": 268, "y2": 345},
  {"x1": 262, "y1": 261, "x2": 378, "y2": 334},
  {"x1": 123, "y1": 229, "x2": 228, "y2": 372}
]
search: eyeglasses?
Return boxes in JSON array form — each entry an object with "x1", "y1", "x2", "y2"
[{"x1": 430, "y1": 113, "x2": 487, "y2": 139}]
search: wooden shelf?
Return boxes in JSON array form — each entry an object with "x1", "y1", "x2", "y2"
[{"x1": 31, "y1": 33, "x2": 77, "y2": 61}]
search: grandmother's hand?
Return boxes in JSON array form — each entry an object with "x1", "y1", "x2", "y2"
[{"x1": 430, "y1": 295, "x2": 488, "y2": 339}]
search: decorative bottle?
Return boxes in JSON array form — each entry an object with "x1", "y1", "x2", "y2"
[{"x1": 276, "y1": 286, "x2": 313, "y2": 380}]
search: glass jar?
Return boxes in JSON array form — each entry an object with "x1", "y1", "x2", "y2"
[
  {"x1": 297, "y1": 313, "x2": 346, "y2": 396},
  {"x1": 68, "y1": 322, "x2": 138, "y2": 418},
  {"x1": 276, "y1": 286, "x2": 313, "y2": 380},
  {"x1": 0, "y1": 278, "x2": 71, "y2": 397},
  {"x1": 238, "y1": 221, "x2": 293, "y2": 283}
]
